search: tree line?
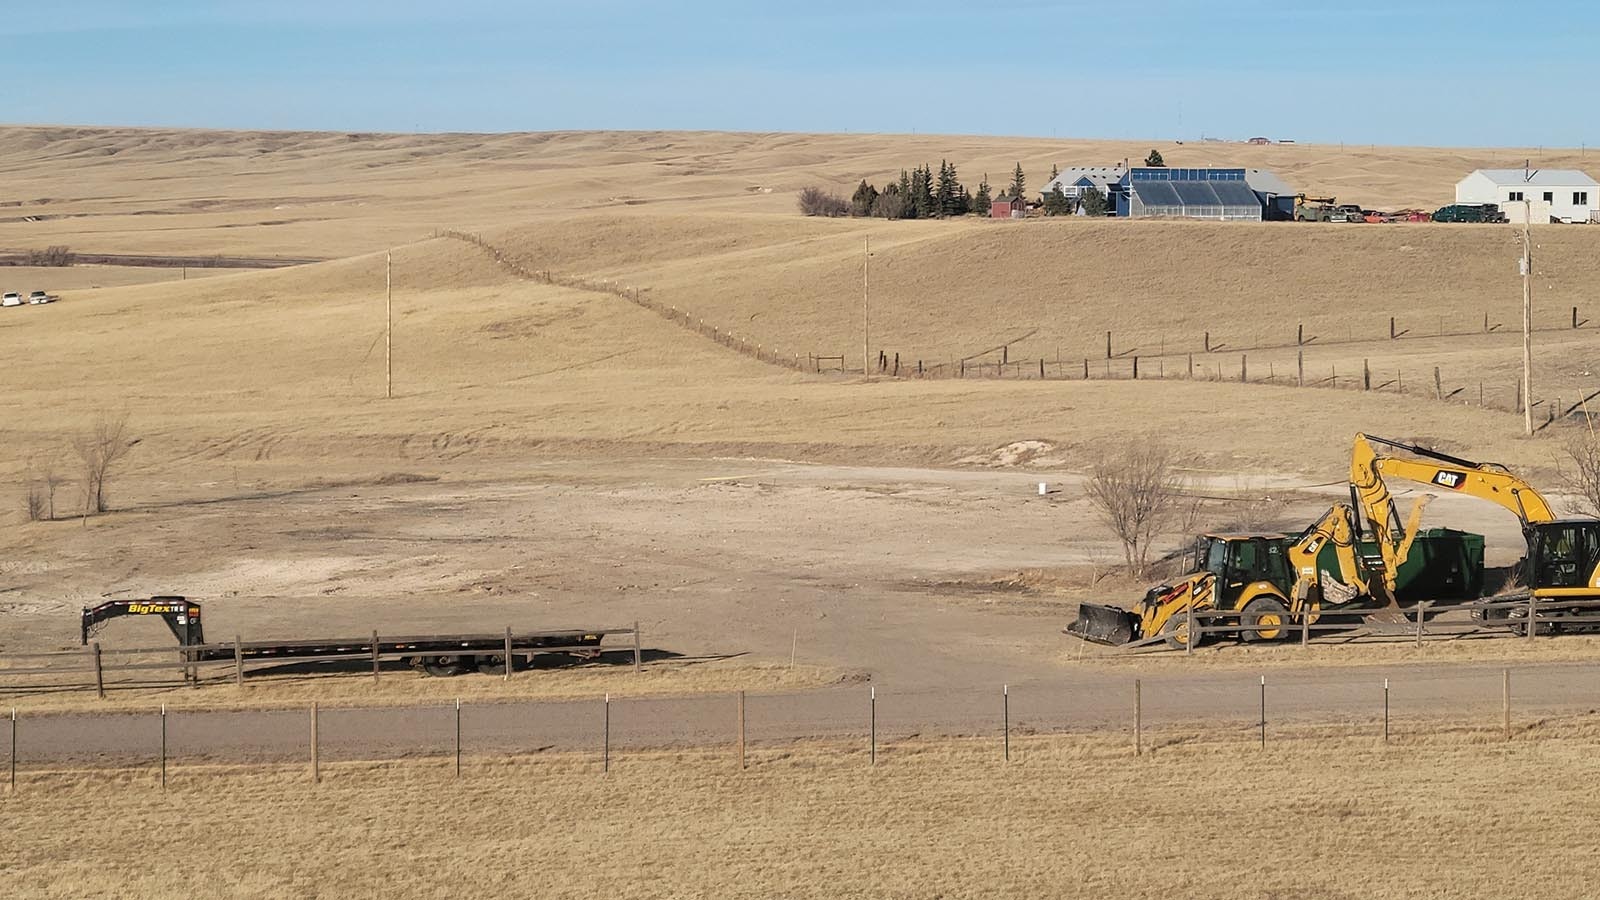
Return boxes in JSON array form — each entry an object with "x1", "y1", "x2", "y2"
[{"x1": 799, "y1": 149, "x2": 1165, "y2": 219}]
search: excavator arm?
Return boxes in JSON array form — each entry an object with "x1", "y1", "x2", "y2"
[
  {"x1": 1352, "y1": 433, "x2": 1557, "y2": 525},
  {"x1": 1349, "y1": 435, "x2": 1438, "y2": 594},
  {"x1": 1287, "y1": 503, "x2": 1379, "y2": 609}
]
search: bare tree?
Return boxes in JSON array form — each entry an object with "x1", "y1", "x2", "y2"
[
  {"x1": 24, "y1": 482, "x2": 46, "y2": 521},
  {"x1": 1559, "y1": 429, "x2": 1600, "y2": 516},
  {"x1": 797, "y1": 187, "x2": 849, "y2": 218},
  {"x1": 1084, "y1": 441, "x2": 1191, "y2": 578},
  {"x1": 72, "y1": 412, "x2": 136, "y2": 515}
]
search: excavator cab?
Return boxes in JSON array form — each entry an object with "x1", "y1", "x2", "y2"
[{"x1": 1528, "y1": 521, "x2": 1600, "y2": 590}]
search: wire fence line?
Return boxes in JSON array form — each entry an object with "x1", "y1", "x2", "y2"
[
  {"x1": 6, "y1": 660, "x2": 1600, "y2": 789},
  {"x1": 433, "y1": 230, "x2": 1591, "y2": 425}
]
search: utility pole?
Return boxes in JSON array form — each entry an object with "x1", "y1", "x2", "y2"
[
  {"x1": 1522, "y1": 201, "x2": 1533, "y2": 436},
  {"x1": 385, "y1": 250, "x2": 393, "y2": 400},
  {"x1": 862, "y1": 236, "x2": 871, "y2": 378}
]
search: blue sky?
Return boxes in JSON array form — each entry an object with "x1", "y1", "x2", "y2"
[{"x1": 5, "y1": 1, "x2": 1596, "y2": 146}]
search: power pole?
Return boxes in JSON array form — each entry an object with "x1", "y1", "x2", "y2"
[
  {"x1": 385, "y1": 250, "x2": 393, "y2": 400},
  {"x1": 862, "y1": 236, "x2": 871, "y2": 377},
  {"x1": 1522, "y1": 201, "x2": 1533, "y2": 436}
]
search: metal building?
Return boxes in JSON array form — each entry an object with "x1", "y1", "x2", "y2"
[{"x1": 1113, "y1": 168, "x2": 1266, "y2": 220}]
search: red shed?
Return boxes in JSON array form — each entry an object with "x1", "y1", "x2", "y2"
[{"x1": 991, "y1": 196, "x2": 1026, "y2": 219}]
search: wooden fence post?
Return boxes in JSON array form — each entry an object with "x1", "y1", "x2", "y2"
[
  {"x1": 633, "y1": 622, "x2": 642, "y2": 674},
  {"x1": 1503, "y1": 669, "x2": 1511, "y2": 740},
  {"x1": 1038, "y1": 359, "x2": 1044, "y2": 378},
  {"x1": 1527, "y1": 593, "x2": 1538, "y2": 642},
  {"x1": 455, "y1": 698, "x2": 462, "y2": 778},
  {"x1": 737, "y1": 690, "x2": 746, "y2": 770},
  {"x1": 234, "y1": 635, "x2": 244, "y2": 688},
  {"x1": 1082, "y1": 358, "x2": 1088, "y2": 379},
  {"x1": 1300, "y1": 607, "x2": 1310, "y2": 646},
  {"x1": 1415, "y1": 602, "x2": 1427, "y2": 647},
  {"x1": 1134, "y1": 679, "x2": 1142, "y2": 757},
  {"x1": 603, "y1": 693, "x2": 611, "y2": 774},
  {"x1": 503, "y1": 627, "x2": 513, "y2": 681},
  {"x1": 1297, "y1": 351, "x2": 1304, "y2": 388},
  {"x1": 372, "y1": 630, "x2": 380, "y2": 681},
  {"x1": 1389, "y1": 316, "x2": 1396, "y2": 340},
  {"x1": 1187, "y1": 354, "x2": 1194, "y2": 379},
  {"x1": 1204, "y1": 331, "x2": 1210, "y2": 352},
  {"x1": 1363, "y1": 359, "x2": 1371, "y2": 391},
  {"x1": 1106, "y1": 331, "x2": 1112, "y2": 359},
  {"x1": 1132, "y1": 356, "x2": 1139, "y2": 379},
  {"x1": 1240, "y1": 354, "x2": 1247, "y2": 383},
  {"x1": 1434, "y1": 367, "x2": 1442, "y2": 400},
  {"x1": 92, "y1": 641, "x2": 104, "y2": 699},
  {"x1": 1383, "y1": 678, "x2": 1390, "y2": 744},
  {"x1": 1185, "y1": 601, "x2": 1196, "y2": 656},
  {"x1": 1297, "y1": 323, "x2": 1304, "y2": 346},
  {"x1": 1574, "y1": 306, "x2": 1579, "y2": 329},
  {"x1": 310, "y1": 701, "x2": 319, "y2": 784}
]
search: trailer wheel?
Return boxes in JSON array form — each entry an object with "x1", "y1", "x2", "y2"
[
  {"x1": 421, "y1": 655, "x2": 467, "y2": 677},
  {"x1": 1240, "y1": 597, "x2": 1290, "y2": 643},
  {"x1": 477, "y1": 654, "x2": 512, "y2": 675}
]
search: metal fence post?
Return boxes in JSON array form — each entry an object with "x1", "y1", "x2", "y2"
[
  {"x1": 869, "y1": 686, "x2": 877, "y2": 766},
  {"x1": 1503, "y1": 669, "x2": 1511, "y2": 741},
  {"x1": 603, "y1": 693, "x2": 611, "y2": 774},
  {"x1": 160, "y1": 704, "x2": 167, "y2": 790},
  {"x1": 1383, "y1": 678, "x2": 1390, "y2": 744},
  {"x1": 372, "y1": 630, "x2": 381, "y2": 681},
  {"x1": 1258, "y1": 676, "x2": 1266, "y2": 749},
  {"x1": 1002, "y1": 685, "x2": 1010, "y2": 763},
  {"x1": 455, "y1": 698, "x2": 462, "y2": 778}
]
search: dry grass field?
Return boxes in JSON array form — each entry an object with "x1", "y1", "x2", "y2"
[
  {"x1": 6, "y1": 126, "x2": 1600, "y2": 895},
  {"x1": 8, "y1": 723, "x2": 1599, "y2": 899}
]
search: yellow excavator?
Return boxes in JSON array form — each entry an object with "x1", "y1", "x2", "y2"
[
  {"x1": 1351, "y1": 433, "x2": 1600, "y2": 628},
  {"x1": 1069, "y1": 502, "x2": 1385, "y2": 649}
]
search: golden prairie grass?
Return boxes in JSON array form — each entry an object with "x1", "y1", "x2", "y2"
[
  {"x1": 0, "y1": 660, "x2": 850, "y2": 715},
  {"x1": 7, "y1": 721, "x2": 1599, "y2": 899}
]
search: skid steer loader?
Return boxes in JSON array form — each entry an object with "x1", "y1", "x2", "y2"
[{"x1": 1068, "y1": 504, "x2": 1381, "y2": 650}]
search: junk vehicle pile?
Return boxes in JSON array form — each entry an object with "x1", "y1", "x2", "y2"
[{"x1": 1065, "y1": 431, "x2": 1596, "y2": 649}]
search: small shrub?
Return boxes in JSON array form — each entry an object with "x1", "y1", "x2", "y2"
[
  {"x1": 25, "y1": 484, "x2": 46, "y2": 521},
  {"x1": 24, "y1": 245, "x2": 75, "y2": 267},
  {"x1": 797, "y1": 187, "x2": 849, "y2": 218}
]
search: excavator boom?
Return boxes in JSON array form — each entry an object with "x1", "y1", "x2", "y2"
[{"x1": 1353, "y1": 433, "x2": 1558, "y2": 524}]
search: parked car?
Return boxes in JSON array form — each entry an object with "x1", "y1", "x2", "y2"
[
  {"x1": 1434, "y1": 203, "x2": 1506, "y2": 223},
  {"x1": 27, "y1": 291, "x2": 50, "y2": 304},
  {"x1": 1, "y1": 292, "x2": 21, "y2": 308},
  {"x1": 1363, "y1": 211, "x2": 1391, "y2": 223}
]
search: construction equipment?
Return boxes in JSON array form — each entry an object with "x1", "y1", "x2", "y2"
[
  {"x1": 1351, "y1": 434, "x2": 1600, "y2": 629},
  {"x1": 1068, "y1": 503, "x2": 1382, "y2": 649},
  {"x1": 1294, "y1": 194, "x2": 1338, "y2": 222}
]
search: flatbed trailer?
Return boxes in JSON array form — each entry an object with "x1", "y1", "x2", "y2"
[{"x1": 81, "y1": 597, "x2": 628, "y2": 677}]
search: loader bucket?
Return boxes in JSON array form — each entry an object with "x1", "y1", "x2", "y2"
[{"x1": 1066, "y1": 603, "x2": 1139, "y2": 646}]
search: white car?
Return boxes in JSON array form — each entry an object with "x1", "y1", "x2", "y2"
[
  {"x1": 27, "y1": 291, "x2": 51, "y2": 305},
  {"x1": 1, "y1": 292, "x2": 21, "y2": 308}
]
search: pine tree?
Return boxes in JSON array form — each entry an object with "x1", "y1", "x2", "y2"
[
  {"x1": 850, "y1": 180, "x2": 879, "y2": 217},
  {"x1": 956, "y1": 185, "x2": 971, "y2": 216},
  {"x1": 1049, "y1": 163, "x2": 1059, "y2": 182},
  {"x1": 1009, "y1": 162, "x2": 1026, "y2": 201},
  {"x1": 1043, "y1": 184, "x2": 1072, "y2": 216},
  {"x1": 1081, "y1": 186, "x2": 1109, "y2": 216},
  {"x1": 936, "y1": 160, "x2": 964, "y2": 218},
  {"x1": 974, "y1": 175, "x2": 992, "y2": 214},
  {"x1": 898, "y1": 169, "x2": 915, "y2": 219},
  {"x1": 913, "y1": 164, "x2": 936, "y2": 219},
  {"x1": 1144, "y1": 149, "x2": 1166, "y2": 167}
]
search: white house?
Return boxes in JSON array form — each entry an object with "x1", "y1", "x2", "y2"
[{"x1": 1456, "y1": 169, "x2": 1599, "y2": 223}]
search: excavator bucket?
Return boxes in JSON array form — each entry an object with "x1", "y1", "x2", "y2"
[{"x1": 1066, "y1": 603, "x2": 1140, "y2": 646}]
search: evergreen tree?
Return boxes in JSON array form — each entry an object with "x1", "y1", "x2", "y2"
[
  {"x1": 1081, "y1": 186, "x2": 1109, "y2": 216},
  {"x1": 1144, "y1": 149, "x2": 1166, "y2": 167},
  {"x1": 974, "y1": 175, "x2": 992, "y2": 214},
  {"x1": 1049, "y1": 163, "x2": 1059, "y2": 182},
  {"x1": 897, "y1": 169, "x2": 915, "y2": 219},
  {"x1": 1008, "y1": 162, "x2": 1026, "y2": 201},
  {"x1": 935, "y1": 160, "x2": 963, "y2": 218},
  {"x1": 850, "y1": 180, "x2": 879, "y2": 218},
  {"x1": 956, "y1": 185, "x2": 972, "y2": 216},
  {"x1": 913, "y1": 164, "x2": 936, "y2": 219},
  {"x1": 1042, "y1": 184, "x2": 1072, "y2": 216}
]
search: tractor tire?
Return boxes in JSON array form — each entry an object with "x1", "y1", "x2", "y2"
[
  {"x1": 420, "y1": 655, "x2": 467, "y2": 677},
  {"x1": 1240, "y1": 597, "x2": 1290, "y2": 643},
  {"x1": 1160, "y1": 613, "x2": 1203, "y2": 651}
]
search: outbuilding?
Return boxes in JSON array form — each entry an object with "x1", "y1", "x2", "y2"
[
  {"x1": 991, "y1": 195, "x2": 1026, "y2": 219},
  {"x1": 1456, "y1": 169, "x2": 1598, "y2": 224}
]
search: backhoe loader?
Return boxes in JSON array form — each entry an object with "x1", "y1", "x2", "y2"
[
  {"x1": 1069, "y1": 503, "x2": 1382, "y2": 649},
  {"x1": 1351, "y1": 433, "x2": 1600, "y2": 630}
]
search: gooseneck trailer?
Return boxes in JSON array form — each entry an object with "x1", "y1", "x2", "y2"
[{"x1": 80, "y1": 597, "x2": 630, "y2": 677}]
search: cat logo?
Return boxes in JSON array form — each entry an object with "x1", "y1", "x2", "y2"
[{"x1": 1432, "y1": 472, "x2": 1465, "y2": 490}]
